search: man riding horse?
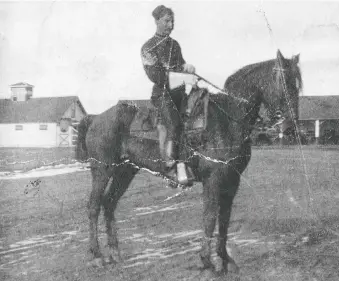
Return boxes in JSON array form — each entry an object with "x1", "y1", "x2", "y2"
[{"x1": 141, "y1": 5, "x2": 208, "y2": 186}]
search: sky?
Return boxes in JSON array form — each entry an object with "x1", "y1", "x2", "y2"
[{"x1": 0, "y1": 0, "x2": 339, "y2": 114}]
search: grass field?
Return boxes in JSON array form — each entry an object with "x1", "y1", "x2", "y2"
[
  {"x1": 0, "y1": 147, "x2": 76, "y2": 172},
  {"x1": 1, "y1": 147, "x2": 339, "y2": 280}
]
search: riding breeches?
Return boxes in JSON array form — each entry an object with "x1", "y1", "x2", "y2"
[{"x1": 151, "y1": 85, "x2": 187, "y2": 160}]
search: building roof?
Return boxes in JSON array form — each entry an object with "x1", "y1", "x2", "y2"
[
  {"x1": 299, "y1": 96, "x2": 339, "y2": 120},
  {"x1": 0, "y1": 96, "x2": 86, "y2": 123},
  {"x1": 10, "y1": 82, "x2": 34, "y2": 88}
]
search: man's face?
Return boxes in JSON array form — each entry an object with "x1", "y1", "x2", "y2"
[{"x1": 156, "y1": 14, "x2": 174, "y2": 36}]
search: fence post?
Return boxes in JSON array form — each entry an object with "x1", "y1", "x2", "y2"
[
  {"x1": 279, "y1": 131, "x2": 284, "y2": 145},
  {"x1": 315, "y1": 120, "x2": 320, "y2": 145}
]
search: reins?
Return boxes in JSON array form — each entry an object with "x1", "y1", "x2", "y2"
[{"x1": 194, "y1": 73, "x2": 249, "y2": 104}]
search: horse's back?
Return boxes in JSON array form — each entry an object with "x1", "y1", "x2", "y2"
[{"x1": 87, "y1": 101, "x2": 138, "y2": 133}]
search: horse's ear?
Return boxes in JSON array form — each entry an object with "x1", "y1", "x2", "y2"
[
  {"x1": 292, "y1": 53, "x2": 300, "y2": 65},
  {"x1": 276, "y1": 49, "x2": 285, "y2": 61}
]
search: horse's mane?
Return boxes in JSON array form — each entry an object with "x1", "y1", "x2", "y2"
[
  {"x1": 225, "y1": 60, "x2": 275, "y2": 94},
  {"x1": 225, "y1": 58, "x2": 303, "y2": 94}
]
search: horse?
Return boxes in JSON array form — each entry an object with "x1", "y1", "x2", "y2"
[{"x1": 75, "y1": 49, "x2": 302, "y2": 276}]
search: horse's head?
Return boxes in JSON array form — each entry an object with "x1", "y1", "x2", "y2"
[{"x1": 264, "y1": 50, "x2": 302, "y2": 127}]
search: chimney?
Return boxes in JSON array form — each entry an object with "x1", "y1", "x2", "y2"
[{"x1": 10, "y1": 82, "x2": 34, "y2": 101}]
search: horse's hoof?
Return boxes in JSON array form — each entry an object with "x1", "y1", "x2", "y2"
[
  {"x1": 108, "y1": 254, "x2": 123, "y2": 264},
  {"x1": 219, "y1": 271, "x2": 240, "y2": 281},
  {"x1": 198, "y1": 268, "x2": 218, "y2": 281},
  {"x1": 228, "y1": 262, "x2": 240, "y2": 274},
  {"x1": 107, "y1": 248, "x2": 123, "y2": 265},
  {"x1": 200, "y1": 256, "x2": 215, "y2": 271},
  {"x1": 104, "y1": 256, "x2": 113, "y2": 265},
  {"x1": 103, "y1": 256, "x2": 121, "y2": 265},
  {"x1": 87, "y1": 257, "x2": 105, "y2": 268}
]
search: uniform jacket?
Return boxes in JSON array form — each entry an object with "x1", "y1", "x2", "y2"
[{"x1": 141, "y1": 34, "x2": 186, "y2": 98}]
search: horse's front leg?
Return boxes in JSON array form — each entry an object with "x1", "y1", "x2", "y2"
[
  {"x1": 217, "y1": 168, "x2": 241, "y2": 275},
  {"x1": 200, "y1": 176, "x2": 219, "y2": 270},
  {"x1": 217, "y1": 191, "x2": 239, "y2": 275}
]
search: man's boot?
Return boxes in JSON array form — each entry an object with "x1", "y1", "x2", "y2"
[
  {"x1": 164, "y1": 140, "x2": 177, "y2": 180},
  {"x1": 157, "y1": 124, "x2": 171, "y2": 163},
  {"x1": 177, "y1": 162, "x2": 195, "y2": 186},
  {"x1": 168, "y1": 140, "x2": 195, "y2": 186},
  {"x1": 120, "y1": 139, "x2": 129, "y2": 160}
]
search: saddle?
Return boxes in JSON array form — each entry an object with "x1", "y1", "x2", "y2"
[{"x1": 124, "y1": 88, "x2": 209, "y2": 142}]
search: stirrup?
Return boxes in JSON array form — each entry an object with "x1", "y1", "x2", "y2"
[{"x1": 177, "y1": 163, "x2": 195, "y2": 186}]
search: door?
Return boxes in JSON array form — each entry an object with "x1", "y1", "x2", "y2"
[{"x1": 57, "y1": 125, "x2": 71, "y2": 146}]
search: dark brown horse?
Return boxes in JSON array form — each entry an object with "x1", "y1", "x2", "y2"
[{"x1": 76, "y1": 50, "x2": 302, "y2": 276}]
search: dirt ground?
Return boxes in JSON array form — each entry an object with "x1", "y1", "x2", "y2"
[{"x1": 1, "y1": 147, "x2": 339, "y2": 280}]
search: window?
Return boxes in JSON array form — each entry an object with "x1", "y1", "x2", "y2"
[
  {"x1": 39, "y1": 124, "x2": 48, "y2": 130},
  {"x1": 15, "y1": 125, "x2": 23, "y2": 130},
  {"x1": 60, "y1": 119, "x2": 70, "y2": 132}
]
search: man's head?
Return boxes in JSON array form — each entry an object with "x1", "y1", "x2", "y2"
[{"x1": 152, "y1": 5, "x2": 174, "y2": 36}]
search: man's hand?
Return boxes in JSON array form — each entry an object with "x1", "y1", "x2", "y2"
[{"x1": 183, "y1": 63, "x2": 196, "y2": 74}]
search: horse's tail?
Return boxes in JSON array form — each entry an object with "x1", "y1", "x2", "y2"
[{"x1": 75, "y1": 114, "x2": 96, "y2": 162}]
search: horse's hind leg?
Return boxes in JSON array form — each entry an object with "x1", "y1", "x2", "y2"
[
  {"x1": 200, "y1": 176, "x2": 219, "y2": 270},
  {"x1": 217, "y1": 179, "x2": 240, "y2": 274},
  {"x1": 103, "y1": 165, "x2": 138, "y2": 264},
  {"x1": 88, "y1": 167, "x2": 109, "y2": 265}
]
